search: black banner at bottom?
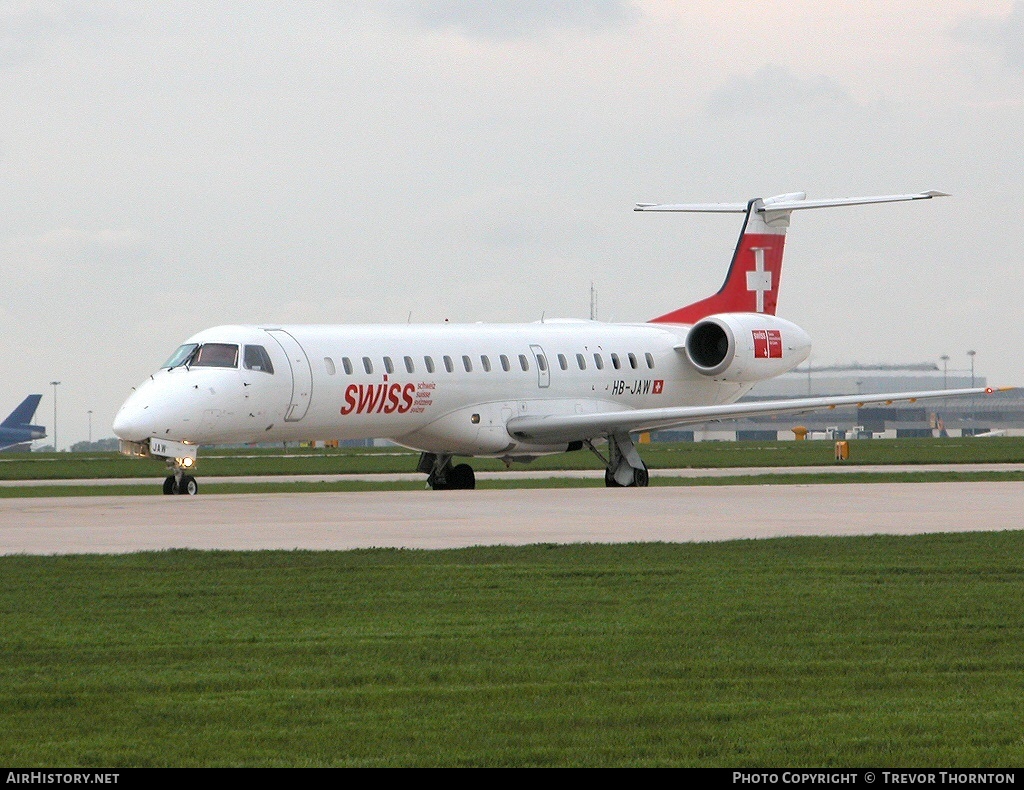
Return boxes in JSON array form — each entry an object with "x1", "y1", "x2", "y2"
[{"x1": 3, "y1": 769, "x2": 1024, "y2": 779}]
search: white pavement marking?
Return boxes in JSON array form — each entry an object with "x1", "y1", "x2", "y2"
[{"x1": 1, "y1": 482, "x2": 1023, "y2": 555}]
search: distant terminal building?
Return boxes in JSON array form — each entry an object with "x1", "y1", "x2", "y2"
[{"x1": 652, "y1": 362, "x2": 1024, "y2": 442}]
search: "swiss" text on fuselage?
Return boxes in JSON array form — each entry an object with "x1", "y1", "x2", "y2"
[{"x1": 340, "y1": 383, "x2": 417, "y2": 415}]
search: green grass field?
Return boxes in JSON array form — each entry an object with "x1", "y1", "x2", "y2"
[
  {"x1": 2, "y1": 437, "x2": 1024, "y2": 481},
  {"x1": 3, "y1": 535, "x2": 1024, "y2": 767}
]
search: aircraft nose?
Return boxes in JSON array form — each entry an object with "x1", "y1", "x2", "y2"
[{"x1": 112, "y1": 395, "x2": 152, "y2": 441}]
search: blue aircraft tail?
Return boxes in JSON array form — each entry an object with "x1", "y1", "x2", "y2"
[{"x1": 2, "y1": 394, "x2": 43, "y2": 427}]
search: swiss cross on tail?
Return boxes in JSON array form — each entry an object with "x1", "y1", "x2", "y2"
[
  {"x1": 746, "y1": 248, "x2": 773, "y2": 313},
  {"x1": 637, "y1": 191, "x2": 948, "y2": 325}
]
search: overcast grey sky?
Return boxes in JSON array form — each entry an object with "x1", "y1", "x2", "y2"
[{"x1": 1, "y1": 1, "x2": 1021, "y2": 447}]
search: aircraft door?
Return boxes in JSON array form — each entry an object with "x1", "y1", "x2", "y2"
[
  {"x1": 265, "y1": 329, "x2": 313, "y2": 422},
  {"x1": 529, "y1": 345, "x2": 550, "y2": 389}
]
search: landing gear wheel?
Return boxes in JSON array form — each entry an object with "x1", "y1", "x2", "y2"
[
  {"x1": 604, "y1": 466, "x2": 649, "y2": 487},
  {"x1": 426, "y1": 468, "x2": 449, "y2": 490},
  {"x1": 449, "y1": 463, "x2": 476, "y2": 490},
  {"x1": 181, "y1": 475, "x2": 198, "y2": 496},
  {"x1": 163, "y1": 476, "x2": 175, "y2": 495},
  {"x1": 422, "y1": 452, "x2": 455, "y2": 491}
]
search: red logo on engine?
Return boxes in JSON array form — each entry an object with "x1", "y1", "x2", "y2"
[
  {"x1": 653, "y1": 379, "x2": 664, "y2": 394},
  {"x1": 752, "y1": 329, "x2": 783, "y2": 359}
]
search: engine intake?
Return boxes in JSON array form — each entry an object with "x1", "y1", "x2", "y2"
[{"x1": 687, "y1": 321, "x2": 732, "y2": 371}]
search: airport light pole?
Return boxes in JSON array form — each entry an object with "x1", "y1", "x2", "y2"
[
  {"x1": 967, "y1": 350, "x2": 976, "y2": 387},
  {"x1": 49, "y1": 381, "x2": 60, "y2": 452},
  {"x1": 88, "y1": 410, "x2": 93, "y2": 445},
  {"x1": 940, "y1": 355, "x2": 949, "y2": 389}
]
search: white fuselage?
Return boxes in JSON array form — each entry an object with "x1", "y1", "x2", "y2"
[{"x1": 113, "y1": 319, "x2": 792, "y2": 459}]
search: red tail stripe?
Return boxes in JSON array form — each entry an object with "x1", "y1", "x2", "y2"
[{"x1": 650, "y1": 233, "x2": 785, "y2": 324}]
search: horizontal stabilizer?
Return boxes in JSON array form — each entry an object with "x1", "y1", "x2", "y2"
[
  {"x1": 634, "y1": 202, "x2": 747, "y2": 213},
  {"x1": 756, "y1": 191, "x2": 950, "y2": 213},
  {"x1": 635, "y1": 191, "x2": 948, "y2": 213}
]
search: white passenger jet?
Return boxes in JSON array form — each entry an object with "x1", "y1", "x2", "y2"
[{"x1": 113, "y1": 191, "x2": 1001, "y2": 494}]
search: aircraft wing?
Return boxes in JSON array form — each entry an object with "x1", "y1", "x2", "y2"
[{"x1": 506, "y1": 387, "x2": 1007, "y2": 444}]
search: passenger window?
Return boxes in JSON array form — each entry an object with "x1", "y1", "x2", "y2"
[
  {"x1": 611, "y1": 353, "x2": 621, "y2": 370},
  {"x1": 363, "y1": 357, "x2": 374, "y2": 375},
  {"x1": 192, "y1": 343, "x2": 239, "y2": 368},
  {"x1": 404, "y1": 356, "x2": 415, "y2": 374},
  {"x1": 576, "y1": 353, "x2": 586, "y2": 371},
  {"x1": 594, "y1": 353, "x2": 604, "y2": 370},
  {"x1": 537, "y1": 355, "x2": 547, "y2": 372},
  {"x1": 342, "y1": 357, "x2": 353, "y2": 375},
  {"x1": 500, "y1": 354, "x2": 510, "y2": 372},
  {"x1": 463, "y1": 355, "x2": 473, "y2": 372},
  {"x1": 519, "y1": 354, "x2": 530, "y2": 372},
  {"x1": 323, "y1": 357, "x2": 336, "y2": 376},
  {"x1": 558, "y1": 353, "x2": 568, "y2": 371},
  {"x1": 646, "y1": 352, "x2": 655, "y2": 369},
  {"x1": 384, "y1": 356, "x2": 395, "y2": 375},
  {"x1": 425, "y1": 356, "x2": 435, "y2": 374},
  {"x1": 444, "y1": 355, "x2": 454, "y2": 373},
  {"x1": 243, "y1": 345, "x2": 275, "y2": 374},
  {"x1": 628, "y1": 353, "x2": 638, "y2": 370},
  {"x1": 481, "y1": 355, "x2": 491, "y2": 372}
]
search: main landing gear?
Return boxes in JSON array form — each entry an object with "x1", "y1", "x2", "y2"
[
  {"x1": 418, "y1": 453, "x2": 476, "y2": 490},
  {"x1": 587, "y1": 432, "x2": 650, "y2": 488},
  {"x1": 163, "y1": 460, "x2": 199, "y2": 495},
  {"x1": 416, "y1": 434, "x2": 650, "y2": 491}
]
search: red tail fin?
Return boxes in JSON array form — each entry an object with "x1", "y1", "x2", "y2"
[{"x1": 650, "y1": 198, "x2": 786, "y2": 323}]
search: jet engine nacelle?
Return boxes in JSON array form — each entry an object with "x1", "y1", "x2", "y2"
[{"x1": 684, "y1": 313, "x2": 811, "y2": 383}]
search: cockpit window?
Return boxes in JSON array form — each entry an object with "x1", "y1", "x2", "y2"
[
  {"x1": 191, "y1": 343, "x2": 239, "y2": 368},
  {"x1": 162, "y1": 344, "x2": 199, "y2": 369},
  {"x1": 243, "y1": 345, "x2": 275, "y2": 374}
]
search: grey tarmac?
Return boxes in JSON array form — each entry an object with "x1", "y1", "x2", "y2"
[
  {"x1": 1, "y1": 481, "x2": 1023, "y2": 555},
  {"x1": 3, "y1": 462, "x2": 1024, "y2": 487}
]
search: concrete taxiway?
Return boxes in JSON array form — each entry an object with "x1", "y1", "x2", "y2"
[
  {"x1": 1, "y1": 482, "x2": 1022, "y2": 555},
  {"x1": 3, "y1": 462, "x2": 1024, "y2": 487}
]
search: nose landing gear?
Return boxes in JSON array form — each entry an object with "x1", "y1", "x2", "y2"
[
  {"x1": 123, "y1": 438, "x2": 200, "y2": 495},
  {"x1": 163, "y1": 456, "x2": 199, "y2": 495},
  {"x1": 163, "y1": 471, "x2": 199, "y2": 495}
]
